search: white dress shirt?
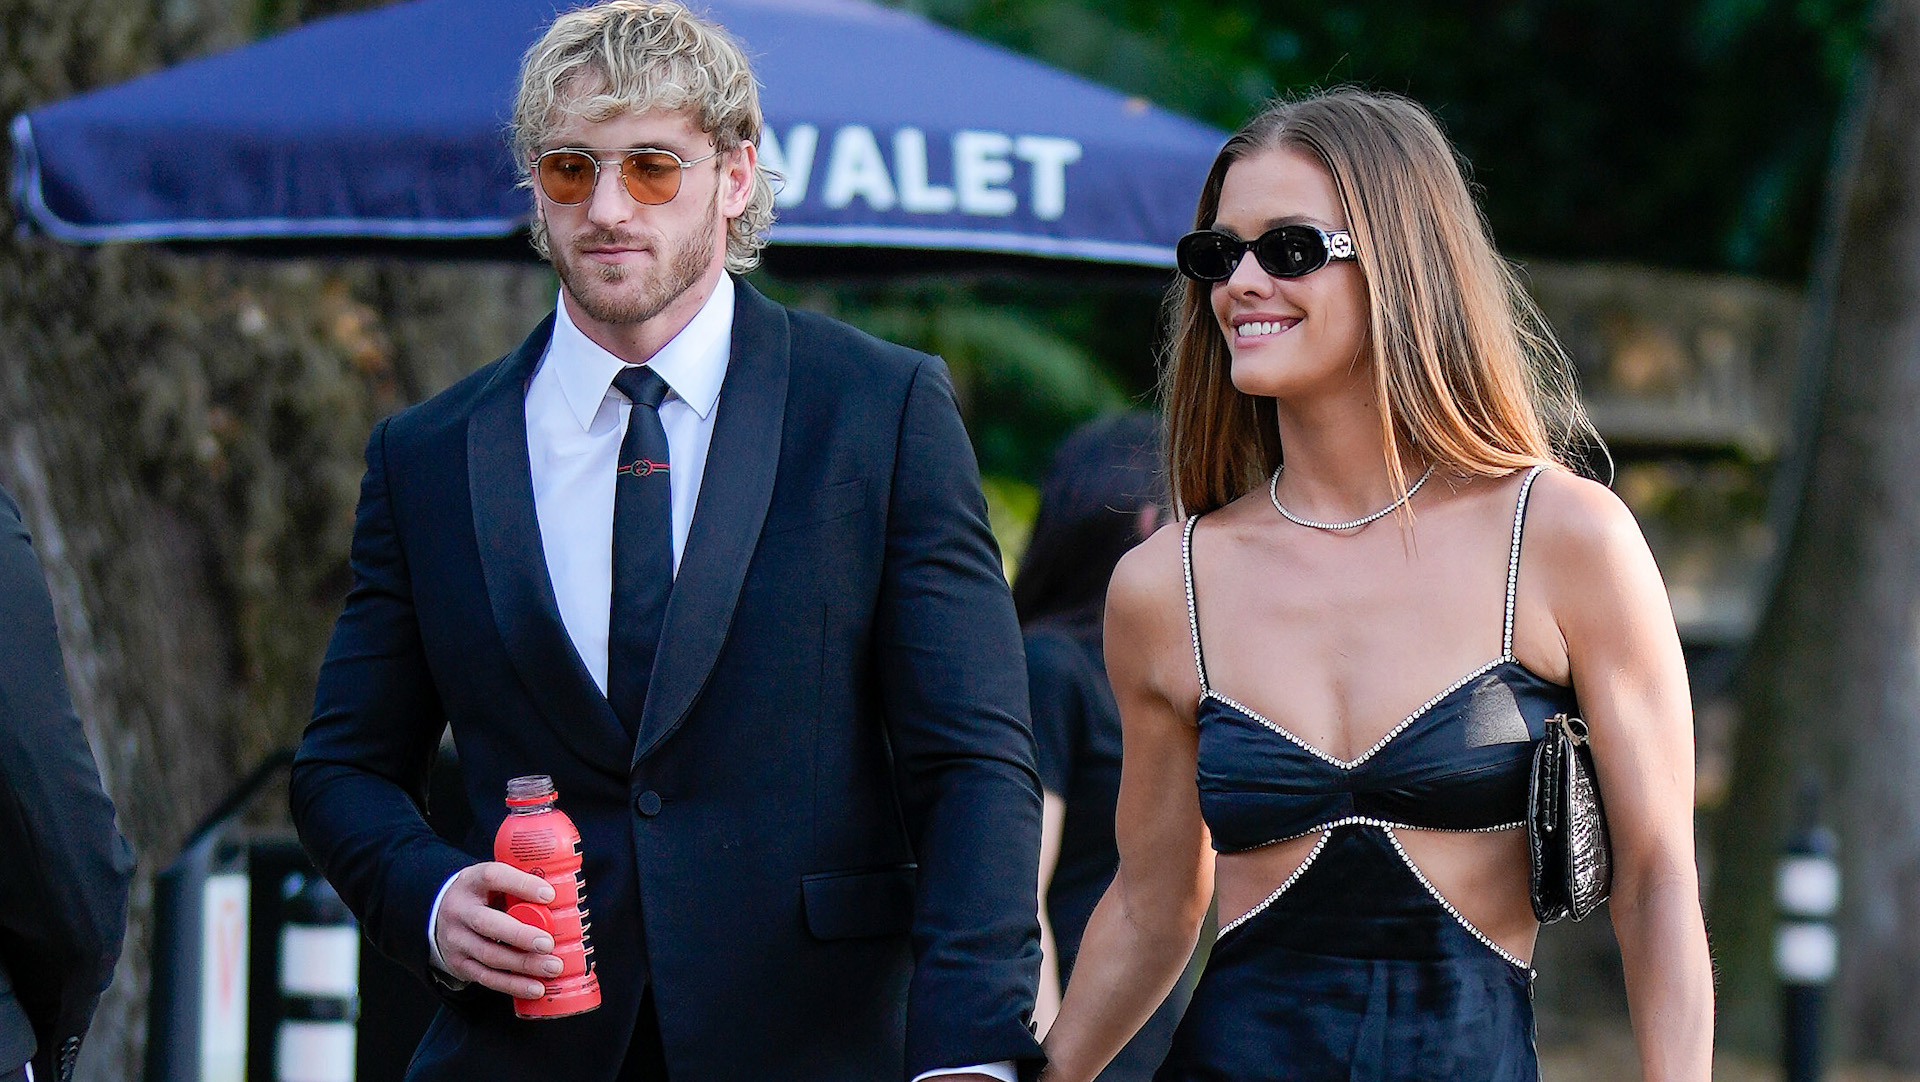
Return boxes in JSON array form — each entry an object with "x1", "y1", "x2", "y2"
[
  {"x1": 424, "y1": 275, "x2": 1012, "y2": 1082},
  {"x1": 528, "y1": 274, "x2": 730, "y2": 692}
]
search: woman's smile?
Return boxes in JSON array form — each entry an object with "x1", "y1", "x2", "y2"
[
  {"x1": 1207, "y1": 147, "x2": 1370, "y2": 399},
  {"x1": 1230, "y1": 314, "x2": 1302, "y2": 343}
]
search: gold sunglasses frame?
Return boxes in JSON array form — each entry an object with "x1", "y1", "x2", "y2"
[{"x1": 533, "y1": 146, "x2": 721, "y2": 206}]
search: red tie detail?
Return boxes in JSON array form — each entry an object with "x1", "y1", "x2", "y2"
[{"x1": 617, "y1": 459, "x2": 670, "y2": 478}]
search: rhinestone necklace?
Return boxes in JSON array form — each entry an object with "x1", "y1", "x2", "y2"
[{"x1": 1267, "y1": 462, "x2": 1436, "y2": 532}]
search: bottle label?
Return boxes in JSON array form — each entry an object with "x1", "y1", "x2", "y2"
[{"x1": 508, "y1": 828, "x2": 558, "y2": 863}]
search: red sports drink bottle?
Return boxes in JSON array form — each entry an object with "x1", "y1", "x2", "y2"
[{"x1": 494, "y1": 774, "x2": 601, "y2": 1019}]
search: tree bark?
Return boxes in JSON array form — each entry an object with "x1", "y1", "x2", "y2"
[
  {"x1": 1, "y1": 8, "x2": 556, "y2": 1078},
  {"x1": 1712, "y1": 0, "x2": 1920, "y2": 1066}
]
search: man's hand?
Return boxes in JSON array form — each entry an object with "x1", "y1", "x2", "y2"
[{"x1": 432, "y1": 862, "x2": 560, "y2": 998}]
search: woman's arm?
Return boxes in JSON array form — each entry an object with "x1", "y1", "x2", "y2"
[
  {"x1": 1533, "y1": 472, "x2": 1713, "y2": 1082},
  {"x1": 1040, "y1": 530, "x2": 1213, "y2": 1082}
]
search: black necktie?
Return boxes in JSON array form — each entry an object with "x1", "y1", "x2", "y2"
[{"x1": 607, "y1": 365, "x2": 674, "y2": 740}]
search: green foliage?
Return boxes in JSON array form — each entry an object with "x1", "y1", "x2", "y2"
[
  {"x1": 980, "y1": 473, "x2": 1040, "y2": 577},
  {"x1": 903, "y1": 0, "x2": 1874, "y2": 281},
  {"x1": 754, "y1": 275, "x2": 1150, "y2": 481}
]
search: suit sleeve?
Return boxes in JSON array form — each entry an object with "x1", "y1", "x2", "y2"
[
  {"x1": 876, "y1": 358, "x2": 1044, "y2": 1080},
  {"x1": 290, "y1": 419, "x2": 475, "y2": 989},
  {"x1": 0, "y1": 487, "x2": 134, "y2": 1080}
]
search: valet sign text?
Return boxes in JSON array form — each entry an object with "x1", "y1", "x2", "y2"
[{"x1": 760, "y1": 125, "x2": 1084, "y2": 221}]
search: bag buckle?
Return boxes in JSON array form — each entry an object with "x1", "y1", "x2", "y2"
[{"x1": 1550, "y1": 712, "x2": 1590, "y2": 747}]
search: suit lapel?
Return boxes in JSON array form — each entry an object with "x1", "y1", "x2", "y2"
[
  {"x1": 468, "y1": 314, "x2": 631, "y2": 775},
  {"x1": 633, "y1": 281, "x2": 790, "y2": 763}
]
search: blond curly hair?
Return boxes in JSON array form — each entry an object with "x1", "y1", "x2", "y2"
[{"x1": 511, "y1": 0, "x2": 776, "y2": 273}]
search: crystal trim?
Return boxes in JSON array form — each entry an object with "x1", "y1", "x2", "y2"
[
  {"x1": 1503, "y1": 465, "x2": 1546, "y2": 659},
  {"x1": 1218, "y1": 830, "x2": 1331, "y2": 938},
  {"x1": 1186, "y1": 465, "x2": 1550, "y2": 770},
  {"x1": 1217, "y1": 818, "x2": 1530, "y2": 938},
  {"x1": 1228, "y1": 816, "x2": 1524, "y2": 852},
  {"x1": 1206, "y1": 655, "x2": 1508, "y2": 770},
  {"x1": 1382, "y1": 825, "x2": 1534, "y2": 973},
  {"x1": 1182, "y1": 515, "x2": 1208, "y2": 692}
]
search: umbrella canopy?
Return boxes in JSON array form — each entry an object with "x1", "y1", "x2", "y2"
[{"x1": 8, "y1": 0, "x2": 1223, "y2": 268}]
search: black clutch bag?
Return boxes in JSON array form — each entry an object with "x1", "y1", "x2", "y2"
[{"x1": 1527, "y1": 713, "x2": 1612, "y2": 923}]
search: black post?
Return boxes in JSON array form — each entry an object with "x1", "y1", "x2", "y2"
[
  {"x1": 275, "y1": 871, "x2": 360, "y2": 1082},
  {"x1": 1776, "y1": 777, "x2": 1839, "y2": 1082}
]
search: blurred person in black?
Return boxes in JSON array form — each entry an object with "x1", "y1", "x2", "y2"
[
  {"x1": 1014, "y1": 412, "x2": 1186, "y2": 1081},
  {"x1": 0, "y1": 486, "x2": 134, "y2": 1082}
]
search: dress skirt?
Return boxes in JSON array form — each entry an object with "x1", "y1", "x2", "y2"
[{"x1": 1154, "y1": 825, "x2": 1538, "y2": 1082}]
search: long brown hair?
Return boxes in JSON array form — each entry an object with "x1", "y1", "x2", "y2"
[{"x1": 1162, "y1": 89, "x2": 1593, "y2": 516}]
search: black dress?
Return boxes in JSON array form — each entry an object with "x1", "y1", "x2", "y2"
[{"x1": 1156, "y1": 466, "x2": 1573, "y2": 1082}]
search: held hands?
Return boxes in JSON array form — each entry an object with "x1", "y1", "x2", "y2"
[{"x1": 432, "y1": 861, "x2": 561, "y2": 999}]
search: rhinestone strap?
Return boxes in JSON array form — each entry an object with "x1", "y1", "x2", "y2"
[
  {"x1": 1207, "y1": 655, "x2": 1507, "y2": 771},
  {"x1": 1181, "y1": 515, "x2": 1209, "y2": 693},
  {"x1": 1268, "y1": 462, "x2": 1436, "y2": 532},
  {"x1": 1503, "y1": 465, "x2": 1547, "y2": 659},
  {"x1": 1217, "y1": 818, "x2": 1530, "y2": 937},
  {"x1": 1382, "y1": 825, "x2": 1534, "y2": 973},
  {"x1": 1218, "y1": 830, "x2": 1332, "y2": 938},
  {"x1": 1228, "y1": 815, "x2": 1524, "y2": 852}
]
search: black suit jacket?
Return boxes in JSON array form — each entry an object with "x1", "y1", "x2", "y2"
[
  {"x1": 292, "y1": 280, "x2": 1044, "y2": 1081},
  {"x1": 0, "y1": 487, "x2": 134, "y2": 1082}
]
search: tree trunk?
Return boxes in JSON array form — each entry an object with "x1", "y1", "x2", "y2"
[
  {"x1": 1712, "y1": 0, "x2": 1920, "y2": 1066},
  {"x1": 1, "y1": 8, "x2": 556, "y2": 1078}
]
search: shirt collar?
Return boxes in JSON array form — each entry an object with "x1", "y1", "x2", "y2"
[{"x1": 546, "y1": 273, "x2": 734, "y2": 431}]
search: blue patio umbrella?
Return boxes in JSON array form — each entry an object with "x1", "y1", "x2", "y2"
[{"x1": 8, "y1": 0, "x2": 1224, "y2": 268}]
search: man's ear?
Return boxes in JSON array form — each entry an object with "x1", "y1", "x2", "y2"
[{"x1": 721, "y1": 141, "x2": 758, "y2": 219}]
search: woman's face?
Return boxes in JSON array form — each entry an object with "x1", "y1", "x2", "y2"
[{"x1": 1209, "y1": 146, "x2": 1371, "y2": 402}]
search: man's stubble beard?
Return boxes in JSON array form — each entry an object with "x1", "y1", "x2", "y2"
[{"x1": 551, "y1": 184, "x2": 720, "y2": 327}]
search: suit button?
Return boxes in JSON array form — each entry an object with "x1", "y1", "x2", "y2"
[{"x1": 635, "y1": 791, "x2": 663, "y2": 817}]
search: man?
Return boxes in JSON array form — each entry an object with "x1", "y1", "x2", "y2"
[
  {"x1": 289, "y1": 3, "x2": 1043, "y2": 1080},
  {"x1": 0, "y1": 485, "x2": 135, "y2": 1082}
]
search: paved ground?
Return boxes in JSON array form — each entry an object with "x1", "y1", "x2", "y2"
[{"x1": 1541, "y1": 1028, "x2": 1920, "y2": 1081}]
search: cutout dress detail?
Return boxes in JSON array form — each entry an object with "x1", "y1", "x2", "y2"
[{"x1": 1155, "y1": 466, "x2": 1575, "y2": 1082}]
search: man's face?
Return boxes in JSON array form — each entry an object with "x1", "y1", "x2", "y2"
[{"x1": 533, "y1": 106, "x2": 749, "y2": 328}]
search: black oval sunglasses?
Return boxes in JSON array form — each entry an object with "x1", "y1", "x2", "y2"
[{"x1": 1175, "y1": 224, "x2": 1356, "y2": 282}]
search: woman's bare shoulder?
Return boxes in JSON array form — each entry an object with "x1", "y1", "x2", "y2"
[
  {"x1": 1520, "y1": 467, "x2": 1649, "y2": 565},
  {"x1": 1107, "y1": 517, "x2": 1190, "y2": 626},
  {"x1": 1517, "y1": 467, "x2": 1671, "y2": 632},
  {"x1": 1105, "y1": 517, "x2": 1205, "y2": 718}
]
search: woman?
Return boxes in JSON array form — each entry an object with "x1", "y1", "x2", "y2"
[
  {"x1": 1038, "y1": 90, "x2": 1712, "y2": 1082},
  {"x1": 1014, "y1": 412, "x2": 1186, "y2": 1081}
]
